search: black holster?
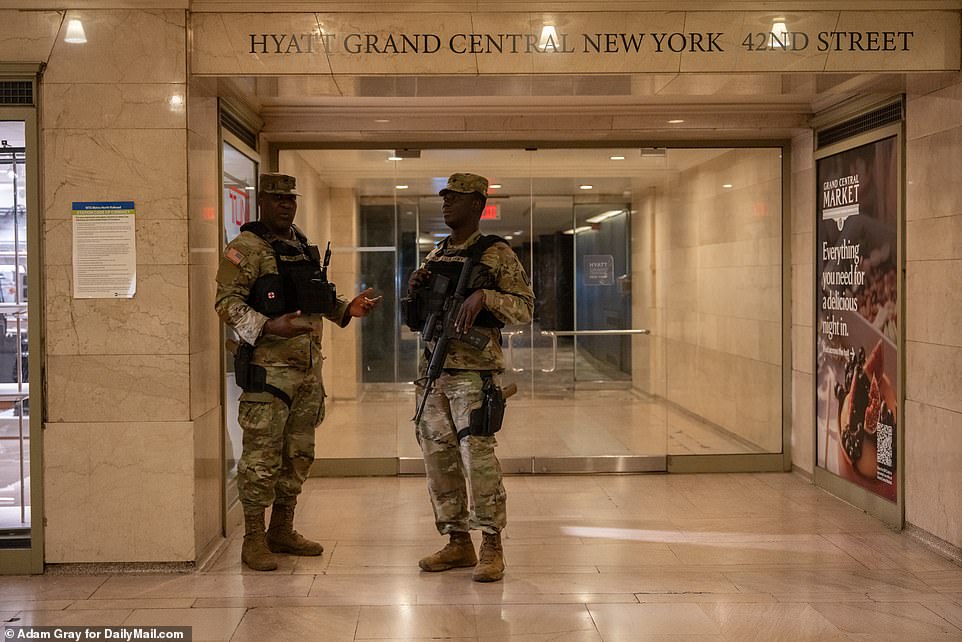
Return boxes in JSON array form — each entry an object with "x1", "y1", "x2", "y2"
[
  {"x1": 460, "y1": 375, "x2": 506, "y2": 441},
  {"x1": 234, "y1": 342, "x2": 267, "y2": 393}
]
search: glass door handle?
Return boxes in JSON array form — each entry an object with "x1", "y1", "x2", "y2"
[
  {"x1": 539, "y1": 329, "x2": 651, "y2": 373},
  {"x1": 503, "y1": 329, "x2": 525, "y2": 372}
]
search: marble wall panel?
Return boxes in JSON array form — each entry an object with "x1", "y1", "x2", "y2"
[
  {"x1": 44, "y1": 421, "x2": 195, "y2": 562},
  {"x1": 45, "y1": 10, "x2": 186, "y2": 84},
  {"x1": 43, "y1": 129, "x2": 187, "y2": 221},
  {"x1": 42, "y1": 84, "x2": 187, "y2": 131},
  {"x1": 906, "y1": 341, "x2": 962, "y2": 415},
  {"x1": 47, "y1": 354, "x2": 190, "y2": 423},
  {"x1": 906, "y1": 129, "x2": 962, "y2": 221},
  {"x1": 906, "y1": 72, "x2": 962, "y2": 139},
  {"x1": 906, "y1": 217, "x2": 962, "y2": 263},
  {"x1": 0, "y1": 10, "x2": 61, "y2": 62},
  {"x1": 792, "y1": 370, "x2": 815, "y2": 473},
  {"x1": 192, "y1": 406, "x2": 222, "y2": 558},
  {"x1": 906, "y1": 259, "x2": 962, "y2": 348},
  {"x1": 905, "y1": 401, "x2": 962, "y2": 550},
  {"x1": 791, "y1": 131, "x2": 816, "y2": 472},
  {"x1": 792, "y1": 261, "x2": 814, "y2": 329},
  {"x1": 45, "y1": 264, "x2": 189, "y2": 356},
  {"x1": 902, "y1": 72, "x2": 962, "y2": 561}
]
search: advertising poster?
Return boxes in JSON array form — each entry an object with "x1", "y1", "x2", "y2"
[{"x1": 815, "y1": 137, "x2": 898, "y2": 502}]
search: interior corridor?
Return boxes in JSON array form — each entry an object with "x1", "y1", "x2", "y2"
[{"x1": 2, "y1": 472, "x2": 960, "y2": 641}]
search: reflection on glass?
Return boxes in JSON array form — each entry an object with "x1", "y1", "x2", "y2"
[{"x1": 0, "y1": 127, "x2": 30, "y2": 546}]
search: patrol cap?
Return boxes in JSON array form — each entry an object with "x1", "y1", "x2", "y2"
[
  {"x1": 439, "y1": 172, "x2": 489, "y2": 198},
  {"x1": 259, "y1": 173, "x2": 299, "y2": 196}
]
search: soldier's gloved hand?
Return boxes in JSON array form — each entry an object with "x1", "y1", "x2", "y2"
[
  {"x1": 455, "y1": 290, "x2": 486, "y2": 333},
  {"x1": 263, "y1": 311, "x2": 312, "y2": 338},
  {"x1": 348, "y1": 288, "x2": 382, "y2": 318},
  {"x1": 408, "y1": 268, "x2": 431, "y2": 292}
]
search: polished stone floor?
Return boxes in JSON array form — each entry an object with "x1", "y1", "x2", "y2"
[{"x1": 2, "y1": 473, "x2": 961, "y2": 641}]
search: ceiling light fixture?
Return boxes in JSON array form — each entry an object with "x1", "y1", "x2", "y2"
[
  {"x1": 586, "y1": 209, "x2": 624, "y2": 224},
  {"x1": 395, "y1": 184, "x2": 408, "y2": 190},
  {"x1": 722, "y1": 183, "x2": 734, "y2": 189},
  {"x1": 770, "y1": 18, "x2": 789, "y2": 49},
  {"x1": 563, "y1": 226, "x2": 592, "y2": 235},
  {"x1": 504, "y1": 235, "x2": 514, "y2": 240},
  {"x1": 64, "y1": 18, "x2": 87, "y2": 44},
  {"x1": 667, "y1": 119, "x2": 684, "y2": 124},
  {"x1": 579, "y1": 185, "x2": 593, "y2": 190},
  {"x1": 538, "y1": 25, "x2": 559, "y2": 51},
  {"x1": 388, "y1": 155, "x2": 402, "y2": 161},
  {"x1": 489, "y1": 183, "x2": 502, "y2": 189},
  {"x1": 609, "y1": 155, "x2": 625, "y2": 161}
]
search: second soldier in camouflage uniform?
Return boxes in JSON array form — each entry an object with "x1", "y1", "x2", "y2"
[
  {"x1": 215, "y1": 173, "x2": 380, "y2": 571},
  {"x1": 407, "y1": 173, "x2": 534, "y2": 582}
]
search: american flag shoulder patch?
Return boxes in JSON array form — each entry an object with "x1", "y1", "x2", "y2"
[{"x1": 225, "y1": 247, "x2": 246, "y2": 266}]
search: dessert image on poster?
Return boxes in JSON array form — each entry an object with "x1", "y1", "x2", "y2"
[{"x1": 815, "y1": 137, "x2": 898, "y2": 502}]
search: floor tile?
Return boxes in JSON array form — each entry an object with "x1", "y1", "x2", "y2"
[
  {"x1": 5, "y1": 608, "x2": 131, "y2": 626},
  {"x1": 586, "y1": 603, "x2": 721, "y2": 638},
  {"x1": 475, "y1": 604, "x2": 596, "y2": 637},
  {"x1": 0, "y1": 576, "x2": 108, "y2": 601},
  {"x1": 124, "y1": 607, "x2": 246, "y2": 641},
  {"x1": 355, "y1": 604, "x2": 476, "y2": 639},
  {"x1": 230, "y1": 606, "x2": 359, "y2": 642},
  {"x1": 811, "y1": 601, "x2": 962, "y2": 638},
  {"x1": 698, "y1": 602, "x2": 849, "y2": 641},
  {"x1": 67, "y1": 598, "x2": 195, "y2": 610}
]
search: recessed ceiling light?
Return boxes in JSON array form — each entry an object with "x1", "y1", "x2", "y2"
[
  {"x1": 609, "y1": 155, "x2": 625, "y2": 161},
  {"x1": 388, "y1": 155, "x2": 402, "y2": 161},
  {"x1": 513, "y1": 230, "x2": 523, "y2": 235},
  {"x1": 504, "y1": 235, "x2": 514, "y2": 240},
  {"x1": 374, "y1": 119, "x2": 390, "y2": 123},
  {"x1": 489, "y1": 183, "x2": 502, "y2": 189},
  {"x1": 668, "y1": 119, "x2": 685, "y2": 124},
  {"x1": 395, "y1": 184, "x2": 408, "y2": 190},
  {"x1": 722, "y1": 183, "x2": 733, "y2": 189},
  {"x1": 579, "y1": 185, "x2": 593, "y2": 190}
]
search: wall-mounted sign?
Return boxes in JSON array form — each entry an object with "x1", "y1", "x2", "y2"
[
  {"x1": 584, "y1": 254, "x2": 614, "y2": 286},
  {"x1": 481, "y1": 203, "x2": 500, "y2": 221},
  {"x1": 192, "y1": 11, "x2": 960, "y2": 76},
  {"x1": 72, "y1": 201, "x2": 137, "y2": 299},
  {"x1": 815, "y1": 137, "x2": 898, "y2": 502}
]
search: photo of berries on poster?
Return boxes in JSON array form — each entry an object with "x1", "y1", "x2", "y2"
[{"x1": 815, "y1": 136, "x2": 898, "y2": 502}]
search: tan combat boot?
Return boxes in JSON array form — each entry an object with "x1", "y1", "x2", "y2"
[
  {"x1": 418, "y1": 531, "x2": 477, "y2": 572},
  {"x1": 266, "y1": 502, "x2": 323, "y2": 556},
  {"x1": 472, "y1": 531, "x2": 505, "y2": 582},
  {"x1": 242, "y1": 510, "x2": 278, "y2": 571}
]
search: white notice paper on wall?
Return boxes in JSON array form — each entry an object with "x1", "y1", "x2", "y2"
[{"x1": 71, "y1": 201, "x2": 137, "y2": 298}]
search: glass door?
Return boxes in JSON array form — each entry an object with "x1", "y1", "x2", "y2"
[
  {"x1": 220, "y1": 135, "x2": 258, "y2": 525},
  {"x1": 283, "y1": 145, "x2": 784, "y2": 475},
  {"x1": 0, "y1": 115, "x2": 38, "y2": 573}
]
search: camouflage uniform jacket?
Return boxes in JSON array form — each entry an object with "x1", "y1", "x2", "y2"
[
  {"x1": 215, "y1": 227, "x2": 350, "y2": 369},
  {"x1": 420, "y1": 231, "x2": 534, "y2": 371}
]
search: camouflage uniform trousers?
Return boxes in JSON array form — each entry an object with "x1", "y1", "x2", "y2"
[
  {"x1": 416, "y1": 369, "x2": 507, "y2": 535},
  {"x1": 237, "y1": 360, "x2": 325, "y2": 511}
]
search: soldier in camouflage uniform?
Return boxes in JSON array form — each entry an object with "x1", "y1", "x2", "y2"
[
  {"x1": 407, "y1": 173, "x2": 534, "y2": 582},
  {"x1": 215, "y1": 173, "x2": 381, "y2": 571}
]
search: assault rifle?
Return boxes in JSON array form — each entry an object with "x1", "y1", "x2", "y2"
[{"x1": 413, "y1": 255, "x2": 490, "y2": 424}]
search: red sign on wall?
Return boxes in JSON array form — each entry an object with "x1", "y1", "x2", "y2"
[{"x1": 481, "y1": 203, "x2": 500, "y2": 220}]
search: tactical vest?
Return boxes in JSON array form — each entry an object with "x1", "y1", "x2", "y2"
[
  {"x1": 417, "y1": 234, "x2": 508, "y2": 329},
  {"x1": 242, "y1": 221, "x2": 337, "y2": 316}
]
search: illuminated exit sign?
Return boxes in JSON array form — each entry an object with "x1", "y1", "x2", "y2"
[{"x1": 481, "y1": 203, "x2": 500, "y2": 220}]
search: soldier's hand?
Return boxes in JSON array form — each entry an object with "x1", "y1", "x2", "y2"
[
  {"x1": 408, "y1": 268, "x2": 431, "y2": 292},
  {"x1": 263, "y1": 311, "x2": 312, "y2": 338},
  {"x1": 348, "y1": 288, "x2": 382, "y2": 318},
  {"x1": 455, "y1": 290, "x2": 486, "y2": 333}
]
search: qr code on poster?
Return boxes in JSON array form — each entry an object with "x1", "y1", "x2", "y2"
[{"x1": 877, "y1": 423, "x2": 893, "y2": 467}]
